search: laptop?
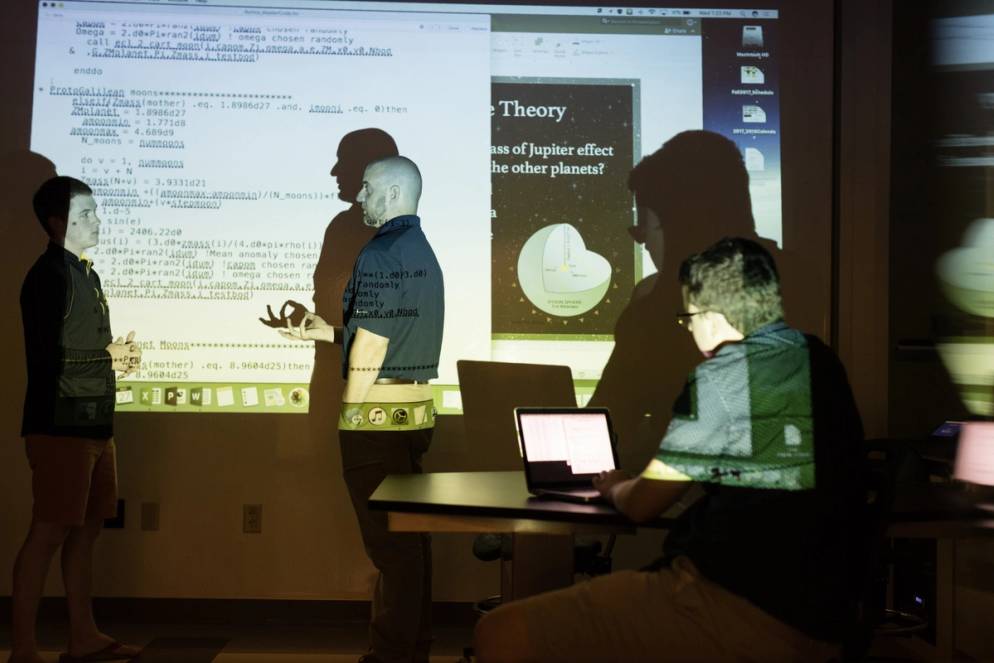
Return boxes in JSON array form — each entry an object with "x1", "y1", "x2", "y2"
[{"x1": 515, "y1": 407, "x2": 619, "y2": 504}]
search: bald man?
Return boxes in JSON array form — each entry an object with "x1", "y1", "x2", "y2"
[{"x1": 282, "y1": 156, "x2": 444, "y2": 663}]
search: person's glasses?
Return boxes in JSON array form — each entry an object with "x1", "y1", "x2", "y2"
[{"x1": 675, "y1": 311, "x2": 705, "y2": 329}]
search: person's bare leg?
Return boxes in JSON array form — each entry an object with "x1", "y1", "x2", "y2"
[
  {"x1": 9, "y1": 521, "x2": 69, "y2": 663},
  {"x1": 60, "y1": 518, "x2": 140, "y2": 659},
  {"x1": 61, "y1": 518, "x2": 117, "y2": 657}
]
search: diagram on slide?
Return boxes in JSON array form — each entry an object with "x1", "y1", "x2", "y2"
[
  {"x1": 517, "y1": 223, "x2": 612, "y2": 316},
  {"x1": 491, "y1": 78, "x2": 638, "y2": 336}
]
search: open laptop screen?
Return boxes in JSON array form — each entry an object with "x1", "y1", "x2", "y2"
[{"x1": 516, "y1": 408, "x2": 618, "y2": 487}]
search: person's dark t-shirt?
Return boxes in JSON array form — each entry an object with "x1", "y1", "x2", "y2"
[
  {"x1": 646, "y1": 324, "x2": 865, "y2": 642},
  {"x1": 21, "y1": 243, "x2": 115, "y2": 438}
]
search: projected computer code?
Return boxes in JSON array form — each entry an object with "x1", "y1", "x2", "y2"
[{"x1": 32, "y1": 2, "x2": 492, "y2": 411}]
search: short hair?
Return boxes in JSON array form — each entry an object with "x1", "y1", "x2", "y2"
[
  {"x1": 679, "y1": 237, "x2": 783, "y2": 335},
  {"x1": 33, "y1": 176, "x2": 92, "y2": 235}
]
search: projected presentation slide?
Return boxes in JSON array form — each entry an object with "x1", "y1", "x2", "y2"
[
  {"x1": 490, "y1": 78, "x2": 637, "y2": 337},
  {"x1": 30, "y1": 1, "x2": 782, "y2": 413}
]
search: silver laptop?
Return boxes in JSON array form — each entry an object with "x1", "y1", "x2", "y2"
[{"x1": 515, "y1": 407, "x2": 619, "y2": 504}]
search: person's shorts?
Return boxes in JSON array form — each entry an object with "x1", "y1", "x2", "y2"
[
  {"x1": 24, "y1": 435, "x2": 118, "y2": 526},
  {"x1": 515, "y1": 556, "x2": 841, "y2": 662}
]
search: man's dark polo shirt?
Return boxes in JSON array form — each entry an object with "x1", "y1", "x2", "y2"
[
  {"x1": 21, "y1": 243, "x2": 115, "y2": 438},
  {"x1": 342, "y1": 215, "x2": 444, "y2": 382}
]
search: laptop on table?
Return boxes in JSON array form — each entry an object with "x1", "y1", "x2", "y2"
[{"x1": 515, "y1": 407, "x2": 619, "y2": 504}]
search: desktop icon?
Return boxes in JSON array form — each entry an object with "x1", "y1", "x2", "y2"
[
  {"x1": 289, "y1": 387, "x2": 309, "y2": 408},
  {"x1": 115, "y1": 387, "x2": 134, "y2": 405},
  {"x1": 744, "y1": 147, "x2": 765, "y2": 171},
  {"x1": 264, "y1": 387, "x2": 286, "y2": 407},
  {"x1": 241, "y1": 386, "x2": 259, "y2": 407},
  {"x1": 742, "y1": 25, "x2": 763, "y2": 48},
  {"x1": 216, "y1": 386, "x2": 235, "y2": 407},
  {"x1": 742, "y1": 105, "x2": 766, "y2": 123},
  {"x1": 741, "y1": 65, "x2": 765, "y2": 85}
]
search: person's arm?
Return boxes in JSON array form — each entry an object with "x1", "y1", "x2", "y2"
[
  {"x1": 279, "y1": 311, "x2": 341, "y2": 344},
  {"x1": 342, "y1": 326, "x2": 389, "y2": 404},
  {"x1": 594, "y1": 363, "x2": 730, "y2": 522},
  {"x1": 594, "y1": 466, "x2": 693, "y2": 523}
]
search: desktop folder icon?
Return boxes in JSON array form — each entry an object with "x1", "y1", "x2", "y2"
[
  {"x1": 741, "y1": 65, "x2": 765, "y2": 85},
  {"x1": 742, "y1": 105, "x2": 767, "y2": 123}
]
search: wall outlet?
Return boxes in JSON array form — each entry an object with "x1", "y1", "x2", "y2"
[
  {"x1": 243, "y1": 504, "x2": 262, "y2": 534},
  {"x1": 141, "y1": 502, "x2": 160, "y2": 531}
]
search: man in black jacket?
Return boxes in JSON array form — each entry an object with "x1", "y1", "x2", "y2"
[{"x1": 10, "y1": 177, "x2": 141, "y2": 663}]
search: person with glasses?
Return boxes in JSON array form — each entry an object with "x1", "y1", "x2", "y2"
[
  {"x1": 590, "y1": 131, "x2": 795, "y2": 477},
  {"x1": 474, "y1": 237, "x2": 864, "y2": 662}
]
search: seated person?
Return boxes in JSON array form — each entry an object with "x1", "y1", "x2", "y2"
[{"x1": 474, "y1": 237, "x2": 865, "y2": 662}]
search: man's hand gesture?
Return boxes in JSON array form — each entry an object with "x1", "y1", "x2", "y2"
[
  {"x1": 278, "y1": 311, "x2": 337, "y2": 344},
  {"x1": 106, "y1": 330, "x2": 141, "y2": 378}
]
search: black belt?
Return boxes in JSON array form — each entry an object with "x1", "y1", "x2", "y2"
[{"x1": 374, "y1": 378, "x2": 428, "y2": 385}]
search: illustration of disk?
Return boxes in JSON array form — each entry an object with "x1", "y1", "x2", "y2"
[{"x1": 516, "y1": 223, "x2": 611, "y2": 317}]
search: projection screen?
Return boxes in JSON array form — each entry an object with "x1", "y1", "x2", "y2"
[{"x1": 29, "y1": 0, "x2": 793, "y2": 413}]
